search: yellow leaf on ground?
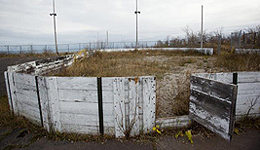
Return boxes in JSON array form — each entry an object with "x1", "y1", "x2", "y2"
[{"x1": 234, "y1": 128, "x2": 239, "y2": 135}]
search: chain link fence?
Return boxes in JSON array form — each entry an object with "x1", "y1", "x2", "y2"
[{"x1": 0, "y1": 41, "x2": 161, "y2": 54}]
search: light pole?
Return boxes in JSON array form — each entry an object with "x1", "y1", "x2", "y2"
[
  {"x1": 200, "y1": 5, "x2": 203, "y2": 48},
  {"x1": 50, "y1": 0, "x2": 58, "y2": 55},
  {"x1": 135, "y1": 0, "x2": 141, "y2": 50}
]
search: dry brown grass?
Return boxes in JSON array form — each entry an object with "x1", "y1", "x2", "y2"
[
  {"x1": 59, "y1": 50, "x2": 204, "y2": 78},
  {"x1": 214, "y1": 53, "x2": 260, "y2": 71}
]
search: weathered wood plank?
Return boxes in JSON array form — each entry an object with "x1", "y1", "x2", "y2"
[
  {"x1": 61, "y1": 124, "x2": 99, "y2": 135},
  {"x1": 190, "y1": 102, "x2": 230, "y2": 140},
  {"x1": 238, "y1": 72, "x2": 260, "y2": 83},
  {"x1": 13, "y1": 72, "x2": 36, "y2": 86},
  {"x1": 143, "y1": 77, "x2": 156, "y2": 133},
  {"x1": 59, "y1": 102, "x2": 99, "y2": 115},
  {"x1": 196, "y1": 73, "x2": 233, "y2": 83},
  {"x1": 191, "y1": 76, "x2": 235, "y2": 102},
  {"x1": 237, "y1": 83, "x2": 260, "y2": 95},
  {"x1": 58, "y1": 89, "x2": 98, "y2": 103},
  {"x1": 194, "y1": 72, "x2": 260, "y2": 84},
  {"x1": 14, "y1": 92, "x2": 38, "y2": 108},
  {"x1": 4, "y1": 72, "x2": 13, "y2": 112},
  {"x1": 7, "y1": 72, "x2": 18, "y2": 114},
  {"x1": 37, "y1": 76, "x2": 51, "y2": 132},
  {"x1": 57, "y1": 77, "x2": 97, "y2": 90},
  {"x1": 128, "y1": 79, "x2": 139, "y2": 136},
  {"x1": 156, "y1": 115, "x2": 190, "y2": 128},
  {"x1": 113, "y1": 78, "x2": 126, "y2": 138},
  {"x1": 48, "y1": 77, "x2": 61, "y2": 132},
  {"x1": 190, "y1": 89, "x2": 231, "y2": 117},
  {"x1": 60, "y1": 113, "x2": 99, "y2": 126}
]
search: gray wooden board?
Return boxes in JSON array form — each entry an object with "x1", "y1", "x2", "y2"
[
  {"x1": 156, "y1": 115, "x2": 190, "y2": 128},
  {"x1": 193, "y1": 72, "x2": 260, "y2": 84},
  {"x1": 190, "y1": 76, "x2": 235, "y2": 102},
  {"x1": 113, "y1": 78, "x2": 126, "y2": 138},
  {"x1": 142, "y1": 77, "x2": 156, "y2": 133},
  {"x1": 4, "y1": 72, "x2": 13, "y2": 112},
  {"x1": 190, "y1": 75, "x2": 237, "y2": 141}
]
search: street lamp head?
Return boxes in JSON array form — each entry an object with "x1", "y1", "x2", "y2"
[
  {"x1": 134, "y1": 11, "x2": 141, "y2": 14},
  {"x1": 50, "y1": 13, "x2": 57, "y2": 16}
]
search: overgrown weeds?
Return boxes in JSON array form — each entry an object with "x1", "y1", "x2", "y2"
[
  {"x1": 172, "y1": 71, "x2": 191, "y2": 115},
  {"x1": 58, "y1": 50, "x2": 203, "y2": 78},
  {"x1": 214, "y1": 53, "x2": 260, "y2": 71}
]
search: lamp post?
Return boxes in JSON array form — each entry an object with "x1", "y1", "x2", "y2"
[
  {"x1": 50, "y1": 0, "x2": 58, "y2": 55},
  {"x1": 135, "y1": 0, "x2": 141, "y2": 50},
  {"x1": 200, "y1": 5, "x2": 203, "y2": 48}
]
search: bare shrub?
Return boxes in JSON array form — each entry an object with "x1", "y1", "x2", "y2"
[{"x1": 172, "y1": 71, "x2": 191, "y2": 115}]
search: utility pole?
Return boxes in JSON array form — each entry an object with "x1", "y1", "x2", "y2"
[
  {"x1": 200, "y1": 5, "x2": 203, "y2": 48},
  {"x1": 50, "y1": 0, "x2": 58, "y2": 55},
  {"x1": 106, "y1": 31, "x2": 109, "y2": 46},
  {"x1": 135, "y1": 0, "x2": 141, "y2": 50}
]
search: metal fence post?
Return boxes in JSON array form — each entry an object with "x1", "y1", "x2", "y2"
[
  {"x1": 7, "y1": 45, "x2": 10, "y2": 54},
  {"x1": 20, "y1": 46, "x2": 22, "y2": 54}
]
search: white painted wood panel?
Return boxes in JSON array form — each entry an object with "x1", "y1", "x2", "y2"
[
  {"x1": 4, "y1": 72, "x2": 13, "y2": 112},
  {"x1": 61, "y1": 124, "x2": 99, "y2": 135},
  {"x1": 156, "y1": 116, "x2": 190, "y2": 128},
  {"x1": 47, "y1": 77, "x2": 61, "y2": 132},
  {"x1": 57, "y1": 77, "x2": 97, "y2": 90},
  {"x1": 142, "y1": 77, "x2": 156, "y2": 133},
  {"x1": 60, "y1": 113, "x2": 99, "y2": 126},
  {"x1": 59, "y1": 102, "x2": 99, "y2": 115},
  {"x1": 37, "y1": 76, "x2": 51, "y2": 131},
  {"x1": 113, "y1": 78, "x2": 126, "y2": 138},
  {"x1": 58, "y1": 89, "x2": 98, "y2": 103},
  {"x1": 128, "y1": 79, "x2": 139, "y2": 136}
]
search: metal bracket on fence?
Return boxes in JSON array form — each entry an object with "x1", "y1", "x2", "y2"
[
  {"x1": 97, "y1": 77, "x2": 104, "y2": 135},
  {"x1": 35, "y1": 76, "x2": 44, "y2": 127}
]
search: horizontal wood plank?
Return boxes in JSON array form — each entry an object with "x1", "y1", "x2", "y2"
[{"x1": 191, "y1": 75, "x2": 235, "y2": 102}]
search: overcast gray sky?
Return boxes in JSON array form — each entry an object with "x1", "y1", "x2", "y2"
[{"x1": 0, "y1": 0, "x2": 259, "y2": 45}]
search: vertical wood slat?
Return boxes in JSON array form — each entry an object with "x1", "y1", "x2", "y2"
[
  {"x1": 4, "y1": 71, "x2": 13, "y2": 113},
  {"x1": 8, "y1": 72, "x2": 18, "y2": 115},
  {"x1": 37, "y1": 76, "x2": 51, "y2": 132},
  {"x1": 48, "y1": 77, "x2": 61, "y2": 132},
  {"x1": 113, "y1": 78, "x2": 126, "y2": 137},
  {"x1": 142, "y1": 77, "x2": 156, "y2": 132},
  {"x1": 128, "y1": 79, "x2": 139, "y2": 136}
]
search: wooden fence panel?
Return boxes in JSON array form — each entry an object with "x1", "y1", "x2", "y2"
[
  {"x1": 113, "y1": 78, "x2": 126, "y2": 137},
  {"x1": 142, "y1": 77, "x2": 156, "y2": 133},
  {"x1": 11, "y1": 73, "x2": 41, "y2": 125},
  {"x1": 190, "y1": 75, "x2": 237, "y2": 141},
  {"x1": 55, "y1": 77, "x2": 99, "y2": 135},
  {"x1": 102, "y1": 78, "x2": 115, "y2": 135}
]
